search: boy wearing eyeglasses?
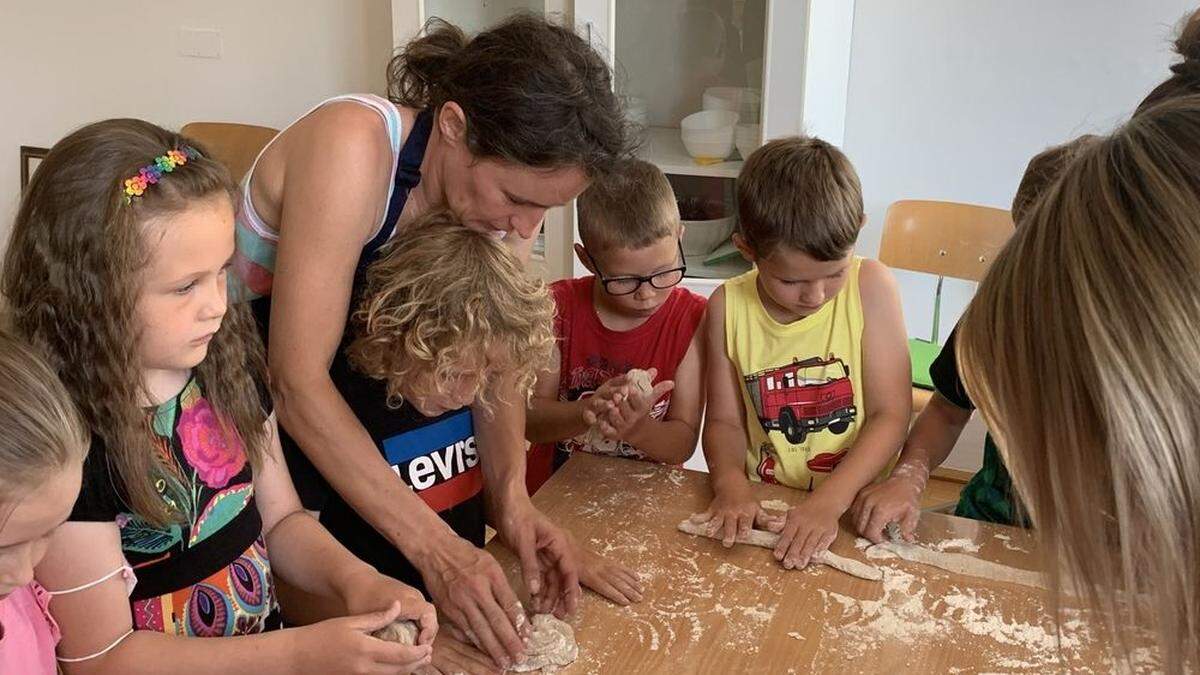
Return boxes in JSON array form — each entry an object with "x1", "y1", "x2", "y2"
[
  {"x1": 526, "y1": 159, "x2": 707, "y2": 491},
  {"x1": 696, "y1": 136, "x2": 911, "y2": 572}
]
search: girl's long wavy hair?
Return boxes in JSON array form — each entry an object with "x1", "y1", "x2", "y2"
[
  {"x1": 2, "y1": 118, "x2": 268, "y2": 526},
  {"x1": 958, "y1": 96, "x2": 1200, "y2": 672},
  {"x1": 347, "y1": 210, "x2": 555, "y2": 415}
]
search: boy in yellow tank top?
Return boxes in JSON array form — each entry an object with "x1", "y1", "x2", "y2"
[{"x1": 699, "y1": 137, "x2": 912, "y2": 571}]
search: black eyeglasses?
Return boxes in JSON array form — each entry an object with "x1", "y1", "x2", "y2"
[{"x1": 585, "y1": 240, "x2": 687, "y2": 296}]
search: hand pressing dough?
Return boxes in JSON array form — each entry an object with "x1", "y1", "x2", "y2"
[
  {"x1": 677, "y1": 517, "x2": 883, "y2": 582},
  {"x1": 583, "y1": 368, "x2": 655, "y2": 446},
  {"x1": 509, "y1": 614, "x2": 578, "y2": 672},
  {"x1": 872, "y1": 541, "x2": 1048, "y2": 590},
  {"x1": 371, "y1": 619, "x2": 418, "y2": 645}
]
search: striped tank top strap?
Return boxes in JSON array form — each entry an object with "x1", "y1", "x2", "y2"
[
  {"x1": 232, "y1": 94, "x2": 404, "y2": 300},
  {"x1": 359, "y1": 108, "x2": 433, "y2": 265}
]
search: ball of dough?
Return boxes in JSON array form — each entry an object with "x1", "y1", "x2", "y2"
[
  {"x1": 625, "y1": 368, "x2": 654, "y2": 396},
  {"x1": 371, "y1": 619, "x2": 418, "y2": 646},
  {"x1": 509, "y1": 614, "x2": 578, "y2": 672}
]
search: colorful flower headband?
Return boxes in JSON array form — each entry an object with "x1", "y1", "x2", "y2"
[{"x1": 122, "y1": 146, "x2": 201, "y2": 204}]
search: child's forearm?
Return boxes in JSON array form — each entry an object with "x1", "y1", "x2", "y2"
[
  {"x1": 810, "y1": 410, "x2": 910, "y2": 512},
  {"x1": 892, "y1": 394, "x2": 973, "y2": 480},
  {"x1": 62, "y1": 629, "x2": 305, "y2": 675},
  {"x1": 263, "y1": 510, "x2": 377, "y2": 603},
  {"x1": 525, "y1": 398, "x2": 589, "y2": 443},
  {"x1": 626, "y1": 417, "x2": 699, "y2": 464},
  {"x1": 703, "y1": 419, "x2": 752, "y2": 494}
]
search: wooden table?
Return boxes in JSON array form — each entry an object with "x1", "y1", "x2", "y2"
[{"x1": 487, "y1": 453, "x2": 1138, "y2": 674}]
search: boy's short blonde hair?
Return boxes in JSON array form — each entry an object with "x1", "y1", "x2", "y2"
[
  {"x1": 737, "y1": 136, "x2": 864, "y2": 261},
  {"x1": 577, "y1": 159, "x2": 680, "y2": 252},
  {"x1": 347, "y1": 210, "x2": 556, "y2": 412}
]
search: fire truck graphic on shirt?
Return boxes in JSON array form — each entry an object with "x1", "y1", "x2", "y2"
[{"x1": 743, "y1": 355, "x2": 857, "y2": 445}]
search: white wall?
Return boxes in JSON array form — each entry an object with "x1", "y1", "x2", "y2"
[
  {"x1": 0, "y1": 0, "x2": 393, "y2": 248},
  {"x1": 845, "y1": 0, "x2": 1195, "y2": 343},
  {"x1": 839, "y1": 0, "x2": 1195, "y2": 472}
]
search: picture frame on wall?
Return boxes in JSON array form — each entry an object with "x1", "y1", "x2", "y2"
[{"x1": 20, "y1": 145, "x2": 50, "y2": 191}]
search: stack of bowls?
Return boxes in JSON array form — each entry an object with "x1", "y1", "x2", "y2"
[
  {"x1": 702, "y1": 87, "x2": 761, "y2": 122},
  {"x1": 680, "y1": 110, "x2": 739, "y2": 162},
  {"x1": 735, "y1": 123, "x2": 761, "y2": 160},
  {"x1": 680, "y1": 87, "x2": 763, "y2": 162}
]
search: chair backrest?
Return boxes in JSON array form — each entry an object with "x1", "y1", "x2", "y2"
[
  {"x1": 179, "y1": 122, "x2": 279, "y2": 183},
  {"x1": 878, "y1": 200, "x2": 1015, "y2": 282}
]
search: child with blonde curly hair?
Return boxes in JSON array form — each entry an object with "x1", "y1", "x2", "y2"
[
  {"x1": 346, "y1": 210, "x2": 558, "y2": 419},
  {"x1": 298, "y1": 212, "x2": 640, "y2": 667}
]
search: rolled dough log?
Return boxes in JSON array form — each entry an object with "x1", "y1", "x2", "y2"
[
  {"x1": 371, "y1": 619, "x2": 418, "y2": 645},
  {"x1": 759, "y1": 499, "x2": 792, "y2": 512},
  {"x1": 872, "y1": 541, "x2": 1048, "y2": 590},
  {"x1": 677, "y1": 517, "x2": 883, "y2": 582},
  {"x1": 509, "y1": 614, "x2": 578, "y2": 672},
  {"x1": 583, "y1": 368, "x2": 655, "y2": 446}
]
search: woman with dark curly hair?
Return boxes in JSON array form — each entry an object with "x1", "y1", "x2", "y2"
[{"x1": 232, "y1": 13, "x2": 635, "y2": 672}]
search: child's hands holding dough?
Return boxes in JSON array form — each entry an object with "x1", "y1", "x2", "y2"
[
  {"x1": 772, "y1": 495, "x2": 843, "y2": 570},
  {"x1": 592, "y1": 368, "x2": 675, "y2": 443},
  {"x1": 579, "y1": 373, "x2": 632, "y2": 428},
  {"x1": 851, "y1": 469, "x2": 923, "y2": 544},
  {"x1": 698, "y1": 481, "x2": 782, "y2": 548}
]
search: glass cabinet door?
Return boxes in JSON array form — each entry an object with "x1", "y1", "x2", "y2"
[{"x1": 390, "y1": 0, "x2": 852, "y2": 288}]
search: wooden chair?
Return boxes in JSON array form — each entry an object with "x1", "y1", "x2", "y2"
[
  {"x1": 878, "y1": 200, "x2": 1014, "y2": 417},
  {"x1": 179, "y1": 122, "x2": 279, "y2": 182}
]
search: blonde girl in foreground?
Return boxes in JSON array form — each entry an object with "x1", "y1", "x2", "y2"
[{"x1": 958, "y1": 95, "x2": 1200, "y2": 672}]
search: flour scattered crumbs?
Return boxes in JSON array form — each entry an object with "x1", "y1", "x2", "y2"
[{"x1": 807, "y1": 566, "x2": 1162, "y2": 672}]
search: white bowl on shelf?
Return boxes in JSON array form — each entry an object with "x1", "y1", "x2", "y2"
[
  {"x1": 701, "y1": 87, "x2": 740, "y2": 112},
  {"x1": 680, "y1": 110, "x2": 738, "y2": 162},
  {"x1": 703, "y1": 87, "x2": 761, "y2": 122},
  {"x1": 735, "y1": 123, "x2": 762, "y2": 160},
  {"x1": 679, "y1": 198, "x2": 736, "y2": 256}
]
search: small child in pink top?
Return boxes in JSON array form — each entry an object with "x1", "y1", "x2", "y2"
[{"x1": 0, "y1": 331, "x2": 89, "y2": 674}]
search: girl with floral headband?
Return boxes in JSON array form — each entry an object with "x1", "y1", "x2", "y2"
[{"x1": 2, "y1": 118, "x2": 435, "y2": 674}]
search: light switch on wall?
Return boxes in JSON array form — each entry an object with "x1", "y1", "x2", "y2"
[{"x1": 178, "y1": 28, "x2": 222, "y2": 59}]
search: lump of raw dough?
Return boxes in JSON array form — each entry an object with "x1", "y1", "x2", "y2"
[
  {"x1": 509, "y1": 614, "x2": 578, "y2": 672},
  {"x1": 582, "y1": 368, "x2": 655, "y2": 447},
  {"x1": 624, "y1": 368, "x2": 653, "y2": 395},
  {"x1": 759, "y1": 499, "x2": 792, "y2": 513},
  {"x1": 371, "y1": 619, "x2": 418, "y2": 646}
]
